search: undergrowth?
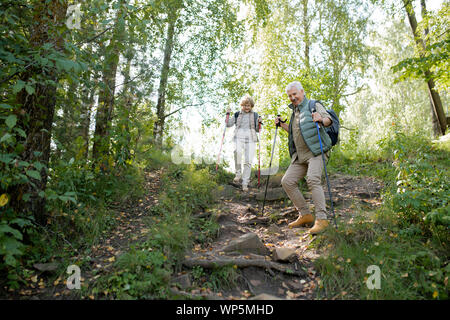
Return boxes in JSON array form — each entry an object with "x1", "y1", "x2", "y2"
[
  {"x1": 0, "y1": 156, "x2": 145, "y2": 292},
  {"x1": 87, "y1": 160, "x2": 225, "y2": 299},
  {"x1": 314, "y1": 133, "x2": 449, "y2": 300}
]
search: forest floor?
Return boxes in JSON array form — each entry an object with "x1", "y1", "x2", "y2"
[
  {"x1": 175, "y1": 172, "x2": 384, "y2": 300},
  {"x1": 7, "y1": 169, "x2": 384, "y2": 300},
  {"x1": 4, "y1": 170, "x2": 163, "y2": 300}
]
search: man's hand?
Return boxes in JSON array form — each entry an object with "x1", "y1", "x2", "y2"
[
  {"x1": 312, "y1": 112, "x2": 331, "y2": 127},
  {"x1": 312, "y1": 112, "x2": 322, "y2": 123},
  {"x1": 275, "y1": 116, "x2": 288, "y2": 132}
]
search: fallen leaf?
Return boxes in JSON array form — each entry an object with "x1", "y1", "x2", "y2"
[
  {"x1": 0, "y1": 193, "x2": 9, "y2": 207},
  {"x1": 286, "y1": 291, "x2": 296, "y2": 299},
  {"x1": 242, "y1": 290, "x2": 251, "y2": 297}
]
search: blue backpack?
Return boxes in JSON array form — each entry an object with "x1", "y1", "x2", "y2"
[{"x1": 308, "y1": 100, "x2": 340, "y2": 146}]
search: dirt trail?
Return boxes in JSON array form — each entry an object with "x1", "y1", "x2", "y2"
[
  {"x1": 175, "y1": 172, "x2": 384, "y2": 300},
  {"x1": 5, "y1": 169, "x2": 383, "y2": 300}
]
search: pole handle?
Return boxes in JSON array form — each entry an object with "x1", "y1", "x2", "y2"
[
  {"x1": 276, "y1": 115, "x2": 286, "y2": 127},
  {"x1": 311, "y1": 107, "x2": 323, "y2": 128}
]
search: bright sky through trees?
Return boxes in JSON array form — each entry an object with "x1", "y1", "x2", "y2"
[{"x1": 171, "y1": 0, "x2": 446, "y2": 172}]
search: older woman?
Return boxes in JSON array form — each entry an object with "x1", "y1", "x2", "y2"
[{"x1": 226, "y1": 95, "x2": 262, "y2": 191}]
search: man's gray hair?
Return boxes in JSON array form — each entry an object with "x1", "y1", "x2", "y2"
[{"x1": 286, "y1": 81, "x2": 304, "y2": 93}]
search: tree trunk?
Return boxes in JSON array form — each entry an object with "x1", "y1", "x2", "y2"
[
  {"x1": 119, "y1": 54, "x2": 133, "y2": 160},
  {"x1": 81, "y1": 78, "x2": 96, "y2": 161},
  {"x1": 13, "y1": 1, "x2": 68, "y2": 225},
  {"x1": 92, "y1": 1, "x2": 126, "y2": 163},
  {"x1": 403, "y1": 0, "x2": 447, "y2": 135},
  {"x1": 154, "y1": 12, "x2": 177, "y2": 146},
  {"x1": 301, "y1": 0, "x2": 310, "y2": 71},
  {"x1": 61, "y1": 80, "x2": 78, "y2": 157},
  {"x1": 421, "y1": 0, "x2": 442, "y2": 136}
]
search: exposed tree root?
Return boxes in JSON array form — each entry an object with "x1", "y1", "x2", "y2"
[
  {"x1": 182, "y1": 257, "x2": 306, "y2": 277},
  {"x1": 169, "y1": 287, "x2": 223, "y2": 300}
]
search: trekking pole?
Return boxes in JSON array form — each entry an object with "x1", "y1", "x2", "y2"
[
  {"x1": 216, "y1": 111, "x2": 230, "y2": 171},
  {"x1": 257, "y1": 119, "x2": 262, "y2": 188},
  {"x1": 262, "y1": 115, "x2": 285, "y2": 214},
  {"x1": 312, "y1": 107, "x2": 338, "y2": 229}
]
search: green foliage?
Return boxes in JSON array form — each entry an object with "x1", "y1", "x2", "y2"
[
  {"x1": 93, "y1": 243, "x2": 171, "y2": 299},
  {"x1": 157, "y1": 165, "x2": 218, "y2": 216},
  {"x1": 329, "y1": 126, "x2": 450, "y2": 234},
  {"x1": 192, "y1": 265, "x2": 238, "y2": 291},
  {"x1": 194, "y1": 161, "x2": 234, "y2": 185},
  {"x1": 88, "y1": 160, "x2": 221, "y2": 299},
  {"x1": 0, "y1": 143, "x2": 145, "y2": 290},
  {"x1": 0, "y1": 0, "x2": 447, "y2": 300},
  {"x1": 47, "y1": 157, "x2": 144, "y2": 209},
  {"x1": 314, "y1": 211, "x2": 449, "y2": 300},
  {"x1": 43, "y1": 158, "x2": 144, "y2": 243},
  {"x1": 208, "y1": 266, "x2": 239, "y2": 290},
  {"x1": 137, "y1": 142, "x2": 180, "y2": 171},
  {"x1": 392, "y1": 39, "x2": 450, "y2": 87},
  {"x1": 385, "y1": 133, "x2": 449, "y2": 234},
  {"x1": 191, "y1": 265, "x2": 206, "y2": 281},
  {"x1": 392, "y1": 2, "x2": 450, "y2": 91},
  {"x1": 0, "y1": 106, "x2": 44, "y2": 278},
  {"x1": 190, "y1": 215, "x2": 220, "y2": 244},
  {"x1": 315, "y1": 129, "x2": 449, "y2": 300},
  {"x1": 0, "y1": 216, "x2": 31, "y2": 269}
]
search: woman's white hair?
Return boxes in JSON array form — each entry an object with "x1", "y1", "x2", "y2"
[
  {"x1": 286, "y1": 81, "x2": 304, "y2": 94},
  {"x1": 240, "y1": 94, "x2": 254, "y2": 107}
]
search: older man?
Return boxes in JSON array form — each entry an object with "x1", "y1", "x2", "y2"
[{"x1": 275, "y1": 81, "x2": 332, "y2": 234}]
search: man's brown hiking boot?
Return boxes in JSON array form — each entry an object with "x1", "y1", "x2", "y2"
[
  {"x1": 288, "y1": 214, "x2": 314, "y2": 228},
  {"x1": 309, "y1": 219, "x2": 329, "y2": 235}
]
